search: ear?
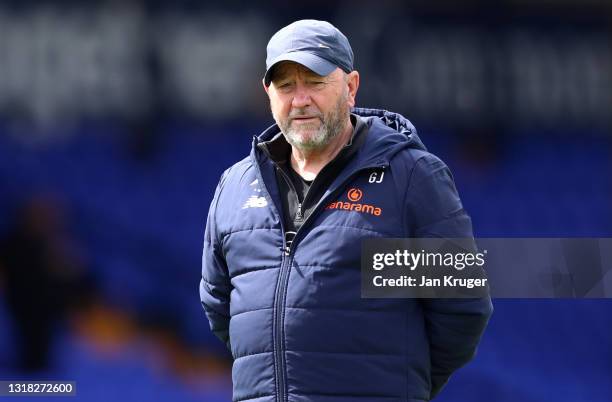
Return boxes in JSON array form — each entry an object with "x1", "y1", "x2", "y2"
[
  {"x1": 346, "y1": 70, "x2": 360, "y2": 108},
  {"x1": 262, "y1": 78, "x2": 270, "y2": 95}
]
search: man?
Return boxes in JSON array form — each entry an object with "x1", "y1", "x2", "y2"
[{"x1": 200, "y1": 19, "x2": 492, "y2": 402}]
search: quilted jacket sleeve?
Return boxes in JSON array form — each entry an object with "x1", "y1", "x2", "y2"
[
  {"x1": 200, "y1": 171, "x2": 232, "y2": 351},
  {"x1": 404, "y1": 154, "x2": 493, "y2": 400}
]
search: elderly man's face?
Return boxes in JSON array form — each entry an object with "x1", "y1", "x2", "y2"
[{"x1": 265, "y1": 62, "x2": 357, "y2": 152}]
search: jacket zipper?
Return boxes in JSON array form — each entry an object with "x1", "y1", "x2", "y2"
[
  {"x1": 253, "y1": 144, "x2": 386, "y2": 402},
  {"x1": 275, "y1": 166, "x2": 305, "y2": 224},
  {"x1": 272, "y1": 163, "x2": 386, "y2": 402},
  {"x1": 269, "y1": 165, "x2": 304, "y2": 402}
]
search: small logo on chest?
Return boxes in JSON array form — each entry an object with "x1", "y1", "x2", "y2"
[
  {"x1": 242, "y1": 195, "x2": 268, "y2": 209},
  {"x1": 347, "y1": 188, "x2": 363, "y2": 202},
  {"x1": 368, "y1": 171, "x2": 385, "y2": 184},
  {"x1": 242, "y1": 179, "x2": 267, "y2": 209},
  {"x1": 325, "y1": 188, "x2": 382, "y2": 216}
]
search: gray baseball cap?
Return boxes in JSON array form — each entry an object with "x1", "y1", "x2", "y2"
[{"x1": 264, "y1": 19, "x2": 354, "y2": 86}]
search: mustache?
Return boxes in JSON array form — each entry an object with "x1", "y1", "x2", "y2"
[{"x1": 288, "y1": 109, "x2": 323, "y2": 120}]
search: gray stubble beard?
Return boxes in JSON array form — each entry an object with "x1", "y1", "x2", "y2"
[{"x1": 276, "y1": 93, "x2": 350, "y2": 153}]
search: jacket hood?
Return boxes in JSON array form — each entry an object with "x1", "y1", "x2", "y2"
[
  {"x1": 352, "y1": 107, "x2": 427, "y2": 161},
  {"x1": 254, "y1": 107, "x2": 426, "y2": 168}
]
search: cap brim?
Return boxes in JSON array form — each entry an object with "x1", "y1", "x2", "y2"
[{"x1": 264, "y1": 51, "x2": 337, "y2": 86}]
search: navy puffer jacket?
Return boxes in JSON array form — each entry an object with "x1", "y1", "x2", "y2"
[{"x1": 200, "y1": 108, "x2": 493, "y2": 402}]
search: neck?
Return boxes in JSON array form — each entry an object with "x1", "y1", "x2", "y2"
[{"x1": 290, "y1": 119, "x2": 353, "y2": 181}]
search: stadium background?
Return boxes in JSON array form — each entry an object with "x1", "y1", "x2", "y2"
[{"x1": 0, "y1": 1, "x2": 611, "y2": 401}]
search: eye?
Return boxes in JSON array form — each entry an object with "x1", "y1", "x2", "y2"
[
  {"x1": 275, "y1": 81, "x2": 294, "y2": 91},
  {"x1": 308, "y1": 80, "x2": 327, "y2": 88}
]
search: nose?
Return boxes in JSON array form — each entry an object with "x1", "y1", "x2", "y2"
[{"x1": 291, "y1": 82, "x2": 312, "y2": 109}]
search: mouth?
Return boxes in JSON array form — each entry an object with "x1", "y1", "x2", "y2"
[{"x1": 291, "y1": 116, "x2": 320, "y2": 123}]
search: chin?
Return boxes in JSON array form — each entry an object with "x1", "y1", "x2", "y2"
[{"x1": 288, "y1": 128, "x2": 316, "y2": 141}]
